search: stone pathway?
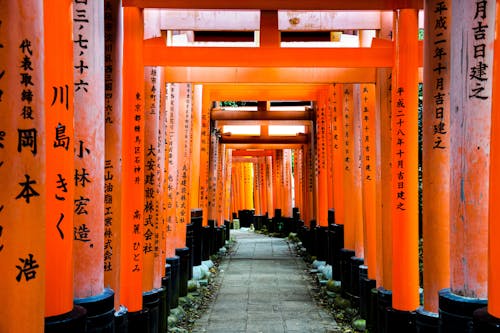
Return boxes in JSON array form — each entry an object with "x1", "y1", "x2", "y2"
[{"x1": 192, "y1": 230, "x2": 339, "y2": 333}]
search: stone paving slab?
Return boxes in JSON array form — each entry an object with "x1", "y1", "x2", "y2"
[{"x1": 192, "y1": 230, "x2": 340, "y2": 333}]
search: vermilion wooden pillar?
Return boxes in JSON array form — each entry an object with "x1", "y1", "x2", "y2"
[
  {"x1": 165, "y1": 83, "x2": 179, "y2": 256},
  {"x1": 199, "y1": 90, "x2": 211, "y2": 226},
  {"x1": 283, "y1": 149, "x2": 293, "y2": 217},
  {"x1": 375, "y1": 68, "x2": 393, "y2": 291},
  {"x1": 316, "y1": 93, "x2": 329, "y2": 226},
  {"x1": 72, "y1": 0, "x2": 108, "y2": 310},
  {"x1": 190, "y1": 85, "x2": 203, "y2": 209},
  {"x1": 224, "y1": 149, "x2": 232, "y2": 220},
  {"x1": 421, "y1": 0, "x2": 451, "y2": 317},
  {"x1": 253, "y1": 161, "x2": 262, "y2": 215},
  {"x1": 361, "y1": 84, "x2": 377, "y2": 281},
  {"x1": 326, "y1": 89, "x2": 335, "y2": 210},
  {"x1": 120, "y1": 6, "x2": 144, "y2": 316},
  {"x1": 352, "y1": 85, "x2": 364, "y2": 260},
  {"x1": 389, "y1": 9, "x2": 420, "y2": 326},
  {"x1": 474, "y1": 0, "x2": 500, "y2": 328},
  {"x1": 103, "y1": 0, "x2": 124, "y2": 310},
  {"x1": 266, "y1": 155, "x2": 274, "y2": 217},
  {"x1": 44, "y1": 0, "x2": 75, "y2": 318},
  {"x1": 443, "y1": 0, "x2": 493, "y2": 330},
  {"x1": 342, "y1": 84, "x2": 355, "y2": 251},
  {"x1": 293, "y1": 148, "x2": 303, "y2": 216},
  {"x1": 304, "y1": 144, "x2": 315, "y2": 226},
  {"x1": 143, "y1": 64, "x2": 160, "y2": 291},
  {"x1": 208, "y1": 122, "x2": 219, "y2": 221},
  {"x1": 0, "y1": 1, "x2": 48, "y2": 331},
  {"x1": 175, "y1": 84, "x2": 192, "y2": 247},
  {"x1": 217, "y1": 142, "x2": 225, "y2": 223},
  {"x1": 332, "y1": 84, "x2": 345, "y2": 227}
]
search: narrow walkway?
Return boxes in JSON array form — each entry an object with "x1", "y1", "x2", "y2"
[{"x1": 192, "y1": 230, "x2": 339, "y2": 333}]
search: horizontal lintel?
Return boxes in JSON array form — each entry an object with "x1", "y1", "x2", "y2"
[
  {"x1": 220, "y1": 134, "x2": 308, "y2": 144},
  {"x1": 212, "y1": 110, "x2": 313, "y2": 121}
]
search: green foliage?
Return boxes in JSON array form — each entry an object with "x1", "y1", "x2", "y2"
[
  {"x1": 220, "y1": 101, "x2": 247, "y2": 107},
  {"x1": 418, "y1": 28, "x2": 424, "y2": 41}
]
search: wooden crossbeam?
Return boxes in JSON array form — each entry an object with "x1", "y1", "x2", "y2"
[
  {"x1": 206, "y1": 84, "x2": 328, "y2": 101},
  {"x1": 232, "y1": 149, "x2": 275, "y2": 157},
  {"x1": 124, "y1": 0, "x2": 423, "y2": 10},
  {"x1": 144, "y1": 37, "x2": 394, "y2": 67},
  {"x1": 212, "y1": 110, "x2": 313, "y2": 121},
  {"x1": 220, "y1": 133, "x2": 308, "y2": 144}
]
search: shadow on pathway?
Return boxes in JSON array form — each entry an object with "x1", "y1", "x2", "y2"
[{"x1": 192, "y1": 230, "x2": 340, "y2": 333}]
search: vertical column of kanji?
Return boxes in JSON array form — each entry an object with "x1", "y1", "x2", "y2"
[
  {"x1": 176, "y1": 84, "x2": 192, "y2": 247},
  {"x1": 360, "y1": 84, "x2": 378, "y2": 282},
  {"x1": 0, "y1": 1, "x2": 47, "y2": 331},
  {"x1": 420, "y1": 0, "x2": 451, "y2": 320},
  {"x1": 121, "y1": 6, "x2": 145, "y2": 321},
  {"x1": 198, "y1": 91, "x2": 211, "y2": 226},
  {"x1": 275, "y1": 150, "x2": 284, "y2": 214},
  {"x1": 284, "y1": 149, "x2": 293, "y2": 217},
  {"x1": 142, "y1": 8, "x2": 161, "y2": 294},
  {"x1": 266, "y1": 155, "x2": 274, "y2": 218},
  {"x1": 190, "y1": 85, "x2": 203, "y2": 210},
  {"x1": 253, "y1": 160, "x2": 261, "y2": 215},
  {"x1": 217, "y1": 143, "x2": 225, "y2": 223},
  {"x1": 475, "y1": 0, "x2": 500, "y2": 327},
  {"x1": 165, "y1": 83, "x2": 179, "y2": 256},
  {"x1": 260, "y1": 156, "x2": 268, "y2": 216},
  {"x1": 316, "y1": 94, "x2": 328, "y2": 226},
  {"x1": 332, "y1": 84, "x2": 345, "y2": 226},
  {"x1": 388, "y1": 9, "x2": 419, "y2": 327},
  {"x1": 352, "y1": 85, "x2": 364, "y2": 260},
  {"x1": 155, "y1": 67, "x2": 166, "y2": 290},
  {"x1": 305, "y1": 143, "x2": 315, "y2": 226},
  {"x1": 72, "y1": 1, "x2": 114, "y2": 324},
  {"x1": 293, "y1": 149, "x2": 301, "y2": 215},
  {"x1": 326, "y1": 89, "x2": 335, "y2": 210},
  {"x1": 143, "y1": 64, "x2": 159, "y2": 291},
  {"x1": 442, "y1": 0, "x2": 494, "y2": 329},
  {"x1": 103, "y1": 0, "x2": 123, "y2": 310},
  {"x1": 207, "y1": 123, "x2": 219, "y2": 222},
  {"x1": 342, "y1": 84, "x2": 355, "y2": 251}
]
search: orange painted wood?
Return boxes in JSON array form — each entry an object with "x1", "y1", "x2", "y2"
[
  {"x1": 208, "y1": 126, "x2": 219, "y2": 220},
  {"x1": 190, "y1": 85, "x2": 203, "y2": 209},
  {"x1": 326, "y1": 90, "x2": 335, "y2": 210},
  {"x1": 342, "y1": 84, "x2": 355, "y2": 250},
  {"x1": 163, "y1": 67, "x2": 377, "y2": 84},
  {"x1": 391, "y1": 9, "x2": 419, "y2": 311},
  {"x1": 143, "y1": 43, "x2": 394, "y2": 68},
  {"x1": 0, "y1": 1, "x2": 47, "y2": 329},
  {"x1": 198, "y1": 92, "x2": 211, "y2": 226},
  {"x1": 103, "y1": 0, "x2": 124, "y2": 308},
  {"x1": 375, "y1": 68, "x2": 393, "y2": 290},
  {"x1": 73, "y1": 0, "x2": 105, "y2": 299},
  {"x1": 207, "y1": 84, "x2": 327, "y2": 101},
  {"x1": 142, "y1": 66, "x2": 160, "y2": 291},
  {"x1": 489, "y1": 0, "x2": 500, "y2": 317},
  {"x1": 260, "y1": 11, "x2": 280, "y2": 47},
  {"x1": 316, "y1": 93, "x2": 329, "y2": 226},
  {"x1": 449, "y1": 0, "x2": 494, "y2": 300},
  {"x1": 224, "y1": 148, "x2": 233, "y2": 220},
  {"x1": 44, "y1": 0, "x2": 75, "y2": 317},
  {"x1": 352, "y1": 85, "x2": 364, "y2": 258},
  {"x1": 175, "y1": 84, "x2": 192, "y2": 248},
  {"x1": 331, "y1": 84, "x2": 345, "y2": 227},
  {"x1": 266, "y1": 156, "x2": 275, "y2": 216},
  {"x1": 216, "y1": 143, "x2": 225, "y2": 223},
  {"x1": 165, "y1": 83, "x2": 179, "y2": 256},
  {"x1": 155, "y1": 66, "x2": 167, "y2": 289},
  {"x1": 123, "y1": 0, "x2": 423, "y2": 11},
  {"x1": 120, "y1": 7, "x2": 144, "y2": 312},
  {"x1": 361, "y1": 84, "x2": 378, "y2": 281},
  {"x1": 422, "y1": 0, "x2": 451, "y2": 313},
  {"x1": 283, "y1": 149, "x2": 293, "y2": 217}
]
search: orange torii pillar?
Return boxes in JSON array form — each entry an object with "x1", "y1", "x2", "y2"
[
  {"x1": 103, "y1": 0, "x2": 125, "y2": 316},
  {"x1": 244, "y1": 162, "x2": 254, "y2": 211},
  {"x1": 253, "y1": 160, "x2": 262, "y2": 216},
  {"x1": 330, "y1": 84, "x2": 346, "y2": 282},
  {"x1": 441, "y1": 0, "x2": 494, "y2": 331},
  {"x1": 143, "y1": 60, "x2": 165, "y2": 333},
  {"x1": 475, "y1": 0, "x2": 500, "y2": 329},
  {"x1": 121, "y1": 7, "x2": 147, "y2": 328},
  {"x1": 165, "y1": 83, "x2": 179, "y2": 257},
  {"x1": 293, "y1": 148, "x2": 303, "y2": 218},
  {"x1": 208, "y1": 121, "x2": 219, "y2": 224},
  {"x1": 190, "y1": 84, "x2": 203, "y2": 210},
  {"x1": 349, "y1": 85, "x2": 365, "y2": 303},
  {"x1": 266, "y1": 155, "x2": 274, "y2": 219},
  {"x1": 359, "y1": 84, "x2": 378, "y2": 320},
  {"x1": 375, "y1": 65, "x2": 394, "y2": 331},
  {"x1": 43, "y1": 0, "x2": 87, "y2": 330},
  {"x1": 339, "y1": 84, "x2": 359, "y2": 298},
  {"x1": 385, "y1": 9, "x2": 420, "y2": 331},
  {"x1": 418, "y1": 0, "x2": 451, "y2": 330},
  {"x1": 216, "y1": 142, "x2": 226, "y2": 224},
  {"x1": 198, "y1": 91, "x2": 211, "y2": 226},
  {"x1": 326, "y1": 89, "x2": 335, "y2": 211},
  {"x1": 315, "y1": 96, "x2": 329, "y2": 227},
  {"x1": 284, "y1": 149, "x2": 293, "y2": 217},
  {"x1": 304, "y1": 144, "x2": 315, "y2": 227},
  {"x1": 223, "y1": 149, "x2": 233, "y2": 225},
  {"x1": 0, "y1": 1, "x2": 48, "y2": 331},
  {"x1": 71, "y1": 0, "x2": 115, "y2": 329},
  {"x1": 274, "y1": 150, "x2": 284, "y2": 219}
]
